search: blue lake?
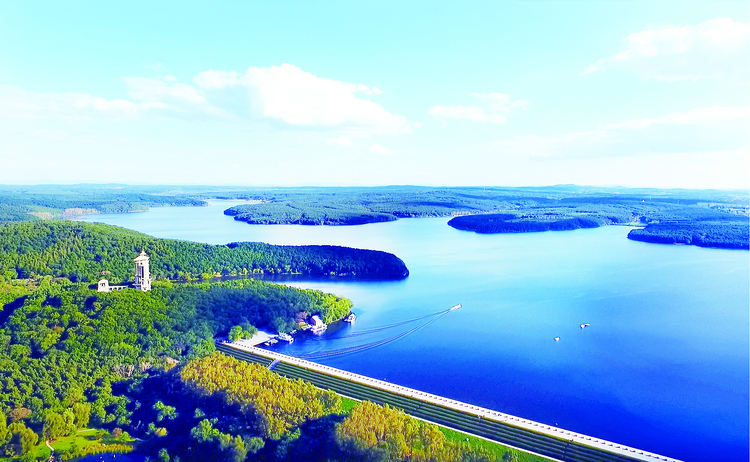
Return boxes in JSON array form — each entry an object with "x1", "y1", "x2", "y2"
[{"x1": 78, "y1": 201, "x2": 750, "y2": 461}]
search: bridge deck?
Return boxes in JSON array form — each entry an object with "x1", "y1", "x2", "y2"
[{"x1": 216, "y1": 342, "x2": 681, "y2": 462}]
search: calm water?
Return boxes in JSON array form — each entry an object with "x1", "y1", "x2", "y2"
[{"x1": 79, "y1": 201, "x2": 750, "y2": 461}]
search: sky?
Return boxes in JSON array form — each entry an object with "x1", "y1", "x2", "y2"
[{"x1": 0, "y1": 1, "x2": 748, "y2": 189}]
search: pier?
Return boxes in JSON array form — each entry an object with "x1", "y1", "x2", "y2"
[{"x1": 216, "y1": 342, "x2": 682, "y2": 462}]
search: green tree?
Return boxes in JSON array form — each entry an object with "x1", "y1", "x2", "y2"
[
  {"x1": 72, "y1": 402, "x2": 91, "y2": 428},
  {"x1": 153, "y1": 401, "x2": 178, "y2": 422},
  {"x1": 0, "y1": 415, "x2": 9, "y2": 447},
  {"x1": 158, "y1": 447, "x2": 170, "y2": 462},
  {"x1": 227, "y1": 325, "x2": 245, "y2": 342},
  {"x1": 43, "y1": 412, "x2": 66, "y2": 440}
]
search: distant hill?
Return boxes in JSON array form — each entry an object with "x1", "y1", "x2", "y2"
[
  {"x1": 0, "y1": 184, "x2": 206, "y2": 222},
  {"x1": 1, "y1": 184, "x2": 746, "y2": 250},
  {"x1": 0, "y1": 221, "x2": 409, "y2": 282}
]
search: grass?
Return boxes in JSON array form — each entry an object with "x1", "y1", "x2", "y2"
[
  {"x1": 339, "y1": 396, "x2": 359, "y2": 413},
  {"x1": 440, "y1": 426, "x2": 552, "y2": 462},
  {"x1": 0, "y1": 428, "x2": 136, "y2": 461}
]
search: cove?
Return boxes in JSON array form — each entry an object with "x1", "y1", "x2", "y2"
[{"x1": 78, "y1": 201, "x2": 750, "y2": 461}]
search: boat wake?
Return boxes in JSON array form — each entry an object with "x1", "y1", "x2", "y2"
[{"x1": 296, "y1": 304, "x2": 459, "y2": 359}]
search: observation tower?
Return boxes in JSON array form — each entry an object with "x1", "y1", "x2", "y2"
[{"x1": 134, "y1": 249, "x2": 151, "y2": 291}]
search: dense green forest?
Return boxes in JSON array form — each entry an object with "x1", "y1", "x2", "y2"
[
  {"x1": 448, "y1": 213, "x2": 605, "y2": 233},
  {"x1": 0, "y1": 277, "x2": 353, "y2": 459},
  {"x1": 222, "y1": 188, "x2": 512, "y2": 225},
  {"x1": 172, "y1": 353, "x2": 508, "y2": 462},
  {"x1": 0, "y1": 279, "x2": 527, "y2": 461},
  {"x1": 0, "y1": 221, "x2": 409, "y2": 282}
]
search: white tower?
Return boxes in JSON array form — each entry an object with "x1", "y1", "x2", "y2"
[{"x1": 134, "y1": 250, "x2": 151, "y2": 291}]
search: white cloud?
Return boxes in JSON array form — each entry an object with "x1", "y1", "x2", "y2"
[
  {"x1": 600, "y1": 106, "x2": 750, "y2": 129},
  {"x1": 124, "y1": 77, "x2": 207, "y2": 105},
  {"x1": 193, "y1": 64, "x2": 408, "y2": 134},
  {"x1": 369, "y1": 144, "x2": 392, "y2": 155},
  {"x1": 0, "y1": 64, "x2": 408, "y2": 136},
  {"x1": 582, "y1": 17, "x2": 750, "y2": 81},
  {"x1": 0, "y1": 84, "x2": 163, "y2": 121},
  {"x1": 471, "y1": 93, "x2": 529, "y2": 112},
  {"x1": 326, "y1": 135, "x2": 357, "y2": 146},
  {"x1": 429, "y1": 92, "x2": 526, "y2": 124}
]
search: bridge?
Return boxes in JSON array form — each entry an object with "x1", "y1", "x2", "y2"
[{"x1": 216, "y1": 342, "x2": 682, "y2": 462}]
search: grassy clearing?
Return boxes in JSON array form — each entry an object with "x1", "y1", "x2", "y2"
[
  {"x1": 340, "y1": 396, "x2": 360, "y2": 413},
  {"x1": 5, "y1": 428, "x2": 136, "y2": 462},
  {"x1": 440, "y1": 426, "x2": 552, "y2": 462}
]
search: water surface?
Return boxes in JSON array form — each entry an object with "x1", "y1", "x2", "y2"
[{"x1": 79, "y1": 202, "x2": 750, "y2": 461}]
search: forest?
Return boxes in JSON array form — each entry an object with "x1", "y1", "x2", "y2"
[
  {"x1": 0, "y1": 184, "x2": 746, "y2": 250},
  {"x1": 0, "y1": 221, "x2": 409, "y2": 282},
  {"x1": 0, "y1": 276, "x2": 351, "y2": 460},
  {"x1": 0, "y1": 277, "x2": 525, "y2": 461},
  {"x1": 627, "y1": 218, "x2": 749, "y2": 249},
  {"x1": 219, "y1": 187, "x2": 747, "y2": 249},
  {"x1": 446, "y1": 196, "x2": 748, "y2": 249},
  {"x1": 448, "y1": 213, "x2": 605, "y2": 233}
]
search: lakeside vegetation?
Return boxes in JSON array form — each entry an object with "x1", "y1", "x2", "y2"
[
  {"x1": 0, "y1": 221, "x2": 409, "y2": 282},
  {"x1": 0, "y1": 184, "x2": 746, "y2": 250},
  {"x1": 0, "y1": 275, "x2": 351, "y2": 460},
  {"x1": 216, "y1": 186, "x2": 747, "y2": 250},
  {"x1": 0, "y1": 273, "x2": 540, "y2": 461},
  {"x1": 627, "y1": 218, "x2": 749, "y2": 249},
  {"x1": 444, "y1": 194, "x2": 748, "y2": 249}
]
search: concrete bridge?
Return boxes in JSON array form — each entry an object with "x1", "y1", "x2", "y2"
[{"x1": 216, "y1": 342, "x2": 682, "y2": 462}]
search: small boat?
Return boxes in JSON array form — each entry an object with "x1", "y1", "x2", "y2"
[
  {"x1": 580, "y1": 323, "x2": 590, "y2": 329},
  {"x1": 277, "y1": 332, "x2": 294, "y2": 343},
  {"x1": 449, "y1": 304, "x2": 462, "y2": 311},
  {"x1": 264, "y1": 338, "x2": 278, "y2": 346},
  {"x1": 343, "y1": 313, "x2": 356, "y2": 323},
  {"x1": 553, "y1": 337, "x2": 560, "y2": 342}
]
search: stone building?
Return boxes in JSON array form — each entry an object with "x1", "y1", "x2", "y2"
[{"x1": 97, "y1": 250, "x2": 152, "y2": 292}]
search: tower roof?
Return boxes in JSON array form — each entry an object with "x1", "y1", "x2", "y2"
[{"x1": 133, "y1": 249, "x2": 149, "y2": 262}]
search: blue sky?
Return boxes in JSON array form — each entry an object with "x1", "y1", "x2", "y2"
[{"x1": 1, "y1": 1, "x2": 747, "y2": 188}]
